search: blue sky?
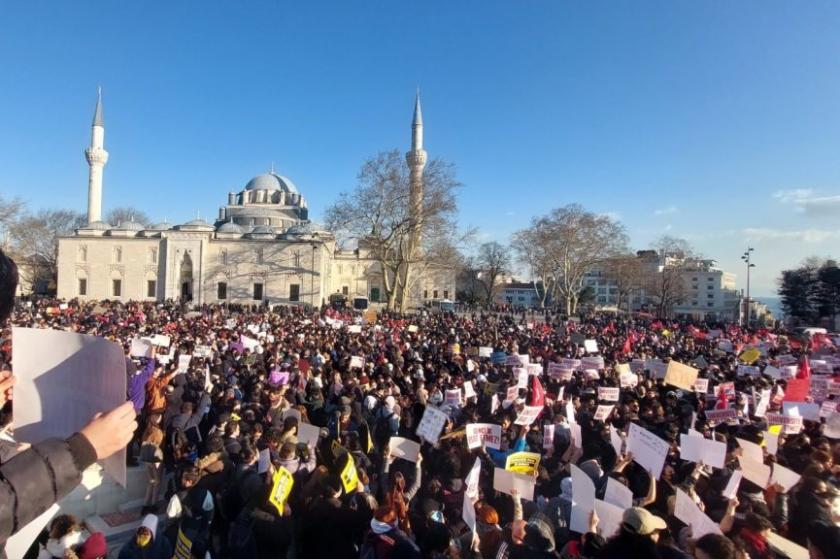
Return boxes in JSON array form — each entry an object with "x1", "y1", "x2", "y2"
[{"x1": 2, "y1": 1, "x2": 840, "y2": 296}]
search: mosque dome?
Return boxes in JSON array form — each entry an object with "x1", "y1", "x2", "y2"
[
  {"x1": 149, "y1": 221, "x2": 173, "y2": 230},
  {"x1": 116, "y1": 220, "x2": 144, "y2": 231},
  {"x1": 178, "y1": 218, "x2": 214, "y2": 231},
  {"x1": 285, "y1": 221, "x2": 318, "y2": 237},
  {"x1": 249, "y1": 225, "x2": 275, "y2": 235},
  {"x1": 244, "y1": 172, "x2": 298, "y2": 194},
  {"x1": 216, "y1": 221, "x2": 244, "y2": 233}
]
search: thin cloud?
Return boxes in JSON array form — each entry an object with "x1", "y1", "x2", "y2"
[
  {"x1": 654, "y1": 206, "x2": 679, "y2": 216},
  {"x1": 742, "y1": 227, "x2": 840, "y2": 243},
  {"x1": 771, "y1": 188, "x2": 840, "y2": 217},
  {"x1": 601, "y1": 211, "x2": 622, "y2": 221}
]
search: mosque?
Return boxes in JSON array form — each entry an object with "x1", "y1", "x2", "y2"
[{"x1": 55, "y1": 91, "x2": 455, "y2": 307}]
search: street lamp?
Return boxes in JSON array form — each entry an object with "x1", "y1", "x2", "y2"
[{"x1": 740, "y1": 248, "x2": 755, "y2": 325}]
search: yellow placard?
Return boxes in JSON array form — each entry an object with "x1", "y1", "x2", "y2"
[
  {"x1": 615, "y1": 363, "x2": 631, "y2": 374},
  {"x1": 740, "y1": 348, "x2": 761, "y2": 365},
  {"x1": 768, "y1": 424, "x2": 782, "y2": 435},
  {"x1": 340, "y1": 453, "x2": 359, "y2": 492},
  {"x1": 504, "y1": 451, "x2": 541, "y2": 475},
  {"x1": 484, "y1": 382, "x2": 499, "y2": 396},
  {"x1": 269, "y1": 466, "x2": 294, "y2": 514}
]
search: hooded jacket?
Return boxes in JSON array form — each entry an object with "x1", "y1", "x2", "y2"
[{"x1": 117, "y1": 515, "x2": 173, "y2": 559}]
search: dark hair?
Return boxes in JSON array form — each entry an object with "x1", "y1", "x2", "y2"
[
  {"x1": 0, "y1": 251, "x2": 18, "y2": 323},
  {"x1": 695, "y1": 534, "x2": 737, "y2": 559}
]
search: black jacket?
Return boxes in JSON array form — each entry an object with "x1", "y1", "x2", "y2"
[{"x1": 0, "y1": 433, "x2": 97, "y2": 555}]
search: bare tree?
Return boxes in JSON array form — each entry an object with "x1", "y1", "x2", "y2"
[
  {"x1": 641, "y1": 236, "x2": 696, "y2": 318},
  {"x1": 474, "y1": 241, "x2": 511, "y2": 303},
  {"x1": 512, "y1": 224, "x2": 556, "y2": 309},
  {"x1": 324, "y1": 150, "x2": 465, "y2": 311},
  {"x1": 105, "y1": 206, "x2": 151, "y2": 227},
  {"x1": 456, "y1": 256, "x2": 485, "y2": 304},
  {"x1": 602, "y1": 253, "x2": 645, "y2": 312},
  {"x1": 8, "y1": 209, "x2": 86, "y2": 290},
  {"x1": 0, "y1": 196, "x2": 25, "y2": 246},
  {"x1": 513, "y1": 205, "x2": 628, "y2": 315}
]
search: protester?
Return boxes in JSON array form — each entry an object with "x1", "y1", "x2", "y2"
[{"x1": 0, "y1": 250, "x2": 137, "y2": 556}]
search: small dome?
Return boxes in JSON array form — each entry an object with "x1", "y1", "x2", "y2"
[
  {"x1": 286, "y1": 221, "x2": 323, "y2": 237},
  {"x1": 245, "y1": 172, "x2": 298, "y2": 194},
  {"x1": 217, "y1": 222, "x2": 244, "y2": 233},
  {"x1": 82, "y1": 220, "x2": 112, "y2": 231},
  {"x1": 249, "y1": 225, "x2": 275, "y2": 235},
  {"x1": 116, "y1": 221, "x2": 144, "y2": 231},
  {"x1": 149, "y1": 221, "x2": 173, "y2": 230},
  {"x1": 181, "y1": 218, "x2": 212, "y2": 228}
]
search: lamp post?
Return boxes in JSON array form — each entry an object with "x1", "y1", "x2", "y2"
[{"x1": 741, "y1": 248, "x2": 755, "y2": 325}]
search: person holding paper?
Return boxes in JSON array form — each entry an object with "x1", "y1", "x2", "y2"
[
  {"x1": 380, "y1": 446, "x2": 423, "y2": 534},
  {"x1": 0, "y1": 251, "x2": 138, "y2": 554},
  {"x1": 597, "y1": 507, "x2": 668, "y2": 559}
]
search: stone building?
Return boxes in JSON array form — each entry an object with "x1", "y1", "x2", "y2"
[{"x1": 56, "y1": 91, "x2": 455, "y2": 308}]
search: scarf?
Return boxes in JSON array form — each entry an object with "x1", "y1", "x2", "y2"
[{"x1": 739, "y1": 527, "x2": 767, "y2": 554}]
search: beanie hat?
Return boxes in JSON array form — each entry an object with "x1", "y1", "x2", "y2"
[{"x1": 77, "y1": 532, "x2": 107, "y2": 559}]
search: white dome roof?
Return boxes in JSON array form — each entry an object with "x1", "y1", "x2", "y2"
[
  {"x1": 245, "y1": 172, "x2": 298, "y2": 194},
  {"x1": 116, "y1": 221, "x2": 144, "y2": 231},
  {"x1": 83, "y1": 220, "x2": 112, "y2": 231},
  {"x1": 216, "y1": 222, "x2": 244, "y2": 233}
]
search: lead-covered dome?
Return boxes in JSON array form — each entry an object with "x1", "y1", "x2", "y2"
[
  {"x1": 245, "y1": 172, "x2": 298, "y2": 194},
  {"x1": 116, "y1": 220, "x2": 144, "y2": 231}
]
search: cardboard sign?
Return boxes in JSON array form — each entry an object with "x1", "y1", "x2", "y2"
[
  {"x1": 619, "y1": 372, "x2": 638, "y2": 388},
  {"x1": 507, "y1": 354, "x2": 530, "y2": 367},
  {"x1": 561, "y1": 358, "x2": 582, "y2": 370},
  {"x1": 766, "y1": 413, "x2": 804, "y2": 434},
  {"x1": 615, "y1": 363, "x2": 631, "y2": 374},
  {"x1": 479, "y1": 346, "x2": 492, "y2": 358},
  {"x1": 505, "y1": 451, "x2": 541, "y2": 475},
  {"x1": 407, "y1": 324, "x2": 419, "y2": 333},
  {"x1": 349, "y1": 355, "x2": 365, "y2": 369},
  {"x1": 664, "y1": 361, "x2": 699, "y2": 391},
  {"x1": 693, "y1": 378, "x2": 709, "y2": 393},
  {"x1": 347, "y1": 325, "x2": 362, "y2": 334},
  {"x1": 527, "y1": 363, "x2": 543, "y2": 376},
  {"x1": 268, "y1": 467, "x2": 294, "y2": 513},
  {"x1": 416, "y1": 406, "x2": 448, "y2": 443},
  {"x1": 389, "y1": 436, "x2": 421, "y2": 462},
  {"x1": 737, "y1": 365, "x2": 760, "y2": 377},
  {"x1": 584, "y1": 339, "x2": 598, "y2": 354},
  {"x1": 466, "y1": 423, "x2": 502, "y2": 450},
  {"x1": 597, "y1": 387, "x2": 620, "y2": 402},
  {"x1": 340, "y1": 454, "x2": 359, "y2": 492},
  {"x1": 581, "y1": 356, "x2": 604, "y2": 370},
  {"x1": 783, "y1": 402, "x2": 820, "y2": 422}
]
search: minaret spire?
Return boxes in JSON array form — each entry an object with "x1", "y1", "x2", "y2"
[
  {"x1": 85, "y1": 87, "x2": 109, "y2": 223},
  {"x1": 411, "y1": 89, "x2": 423, "y2": 151}
]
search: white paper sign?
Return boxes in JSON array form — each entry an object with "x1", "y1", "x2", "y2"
[
  {"x1": 350, "y1": 355, "x2": 365, "y2": 370},
  {"x1": 297, "y1": 422, "x2": 321, "y2": 448},
  {"x1": 130, "y1": 337, "x2": 153, "y2": 358},
  {"x1": 680, "y1": 433, "x2": 726, "y2": 469},
  {"x1": 722, "y1": 470, "x2": 742, "y2": 499},
  {"x1": 570, "y1": 464, "x2": 596, "y2": 534},
  {"x1": 478, "y1": 346, "x2": 492, "y2": 358},
  {"x1": 593, "y1": 499, "x2": 624, "y2": 539},
  {"x1": 594, "y1": 405, "x2": 615, "y2": 422},
  {"x1": 151, "y1": 334, "x2": 171, "y2": 347},
  {"x1": 466, "y1": 423, "x2": 502, "y2": 450},
  {"x1": 626, "y1": 422, "x2": 669, "y2": 479},
  {"x1": 493, "y1": 467, "x2": 535, "y2": 501},
  {"x1": 416, "y1": 406, "x2": 448, "y2": 443},
  {"x1": 514, "y1": 405, "x2": 543, "y2": 426},
  {"x1": 783, "y1": 402, "x2": 820, "y2": 422},
  {"x1": 389, "y1": 436, "x2": 421, "y2": 462},
  {"x1": 12, "y1": 328, "x2": 128, "y2": 487},
  {"x1": 769, "y1": 463, "x2": 801, "y2": 492},
  {"x1": 543, "y1": 423, "x2": 555, "y2": 449},
  {"x1": 604, "y1": 477, "x2": 633, "y2": 509},
  {"x1": 738, "y1": 456, "x2": 771, "y2": 488},
  {"x1": 584, "y1": 339, "x2": 598, "y2": 354},
  {"x1": 178, "y1": 354, "x2": 192, "y2": 373},
  {"x1": 597, "y1": 387, "x2": 620, "y2": 402}
]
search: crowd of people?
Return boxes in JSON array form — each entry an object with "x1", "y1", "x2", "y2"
[{"x1": 1, "y1": 288, "x2": 840, "y2": 559}]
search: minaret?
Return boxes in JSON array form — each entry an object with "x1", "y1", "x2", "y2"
[
  {"x1": 85, "y1": 87, "x2": 109, "y2": 223},
  {"x1": 401, "y1": 91, "x2": 427, "y2": 309},
  {"x1": 405, "y1": 90, "x2": 427, "y2": 249}
]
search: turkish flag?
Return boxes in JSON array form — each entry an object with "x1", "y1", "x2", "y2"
[
  {"x1": 797, "y1": 355, "x2": 811, "y2": 380},
  {"x1": 530, "y1": 375, "x2": 545, "y2": 407}
]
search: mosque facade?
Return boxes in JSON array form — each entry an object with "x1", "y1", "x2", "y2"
[{"x1": 55, "y1": 92, "x2": 455, "y2": 308}]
